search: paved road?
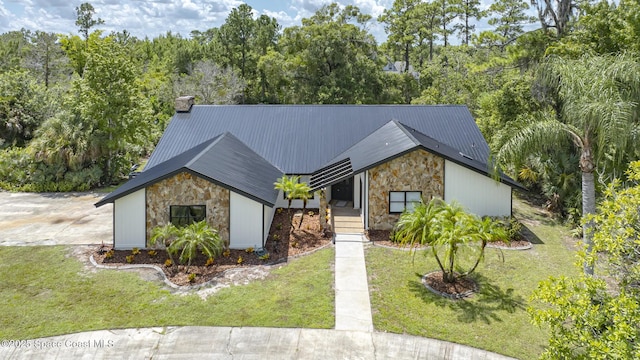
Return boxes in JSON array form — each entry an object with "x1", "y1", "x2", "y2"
[{"x1": 0, "y1": 191, "x2": 111, "y2": 246}]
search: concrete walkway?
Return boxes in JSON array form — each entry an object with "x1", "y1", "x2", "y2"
[{"x1": 334, "y1": 233, "x2": 373, "y2": 332}]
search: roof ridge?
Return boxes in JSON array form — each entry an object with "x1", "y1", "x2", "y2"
[{"x1": 185, "y1": 133, "x2": 227, "y2": 168}]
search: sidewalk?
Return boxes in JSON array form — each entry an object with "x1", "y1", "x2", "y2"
[
  {"x1": 334, "y1": 233, "x2": 373, "y2": 332},
  {"x1": 0, "y1": 326, "x2": 517, "y2": 359}
]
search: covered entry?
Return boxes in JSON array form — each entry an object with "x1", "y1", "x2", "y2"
[{"x1": 331, "y1": 177, "x2": 354, "y2": 201}]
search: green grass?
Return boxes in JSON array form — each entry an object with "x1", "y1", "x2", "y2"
[
  {"x1": 0, "y1": 246, "x2": 334, "y2": 339},
  {"x1": 365, "y1": 196, "x2": 580, "y2": 360}
]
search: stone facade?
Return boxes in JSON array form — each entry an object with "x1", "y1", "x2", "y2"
[
  {"x1": 368, "y1": 149, "x2": 444, "y2": 230},
  {"x1": 146, "y1": 172, "x2": 230, "y2": 245}
]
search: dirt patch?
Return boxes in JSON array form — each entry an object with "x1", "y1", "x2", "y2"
[
  {"x1": 487, "y1": 237, "x2": 532, "y2": 250},
  {"x1": 423, "y1": 271, "x2": 478, "y2": 299},
  {"x1": 92, "y1": 208, "x2": 332, "y2": 287}
]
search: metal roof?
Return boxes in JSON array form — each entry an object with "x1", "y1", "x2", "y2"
[
  {"x1": 309, "y1": 120, "x2": 525, "y2": 191},
  {"x1": 145, "y1": 105, "x2": 491, "y2": 175},
  {"x1": 95, "y1": 133, "x2": 282, "y2": 207}
]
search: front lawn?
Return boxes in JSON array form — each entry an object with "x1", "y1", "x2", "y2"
[
  {"x1": 365, "y1": 196, "x2": 580, "y2": 360},
  {"x1": 0, "y1": 246, "x2": 334, "y2": 339}
]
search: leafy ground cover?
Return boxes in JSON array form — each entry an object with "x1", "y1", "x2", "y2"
[
  {"x1": 365, "y1": 196, "x2": 580, "y2": 359},
  {"x1": 0, "y1": 246, "x2": 334, "y2": 340}
]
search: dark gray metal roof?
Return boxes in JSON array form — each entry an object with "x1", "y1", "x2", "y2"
[
  {"x1": 145, "y1": 105, "x2": 491, "y2": 175},
  {"x1": 96, "y1": 133, "x2": 282, "y2": 207},
  {"x1": 309, "y1": 120, "x2": 525, "y2": 191}
]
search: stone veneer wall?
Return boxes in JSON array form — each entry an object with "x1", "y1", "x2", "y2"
[
  {"x1": 146, "y1": 172, "x2": 230, "y2": 245},
  {"x1": 368, "y1": 149, "x2": 444, "y2": 230}
]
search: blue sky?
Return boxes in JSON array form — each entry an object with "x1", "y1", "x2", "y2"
[{"x1": 0, "y1": 0, "x2": 530, "y2": 44}]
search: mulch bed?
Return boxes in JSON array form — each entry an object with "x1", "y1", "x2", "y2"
[
  {"x1": 93, "y1": 208, "x2": 332, "y2": 286},
  {"x1": 422, "y1": 271, "x2": 478, "y2": 299},
  {"x1": 369, "y1": 229, "x2": 532, "y2": 250}
]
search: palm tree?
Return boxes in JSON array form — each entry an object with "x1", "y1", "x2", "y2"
[
  {"x1": 168, "y1": 221, "x2": 223, "y2": 270},
  {"x1": 394, "y1": 199, "x2": 501, "y2": 284},
  {"x1": 149, "y1": 222, "x2": 179, "y2": 266},
  {"x1": 274, "y1": 175, "x2": 300, "y2": 229},
  {"x1": 293, "y1": 182, "x2": 313, "y2": 229},
  {"x1": 499, "y1": 54, "x2": 640, "y2": 275}
]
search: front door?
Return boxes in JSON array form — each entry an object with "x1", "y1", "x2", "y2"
[{"x1": 331, "y1": 177, "x2": 354, "y2": 201}]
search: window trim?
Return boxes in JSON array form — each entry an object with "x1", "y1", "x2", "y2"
[
  {"x1": 169, "y1": 205, "x2": 206, "y2": 227},
  {"x1": 388, "y1": 191, "x2": 422, "y2": 214}
]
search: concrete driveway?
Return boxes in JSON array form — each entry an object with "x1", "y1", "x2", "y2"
[{"x1": 0, "y1": 191, "x2": 112, "y2": 246}]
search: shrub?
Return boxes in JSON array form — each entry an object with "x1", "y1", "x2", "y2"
[
  {"x1": 125, "y1": 255, "x2": 135, "y2": 263},
  {"x1": 168, "y1": 221, "x2": 224, "y2": 270}
]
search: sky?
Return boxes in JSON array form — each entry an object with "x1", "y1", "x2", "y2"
[{"x1": 0, "y1": 0, "x2": 520, "y2": 44}]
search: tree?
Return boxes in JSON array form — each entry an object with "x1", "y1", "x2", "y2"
[
  {"x1": 529, "y1": 162, "x2": 640, "y2": 359},
  {"x1": 417, "y1": 1, "x2": 442, "y2": 62},
  {"x1": 378, "y1": 0, "x2": 422, "y2": 76},
  {"x1": 439, "y1": 0, "x2": 460, "y2": 47},
  {"x1": 482, "y1": 0, "x2": 536, "y2": 50},
  {"x1": 169, "y1": 221, "x2": 224, "y2": 270},
  {"x1": 393, "y1": 199, "x2": 505, "y2": 283},
  {"x1": 531, "y1": 0, "x2": 576, "y2": 37},
  {"x1": 454, "y1": 0, "x2": 483, "y2": 45},
  {"x1": 0, "y1": 30, "x2": 31, "y2": 71},
  {"x1": 219, "y1": 4, "x2": 255, "y2": 80},
  {"x1": 0, "y1": 70, "x2": 58, "y2": 147},
  {"x1": 150, "y1": 222, "x2": 180, "y2": 266},
  {"x1": 253, "y1": 14, "x2": 280, "y2": 102},
  {"x1": 75, "y1": 2, "x2": 104, "y2": 41},
  {"x1": 274, "y1": 175, "x2": 300, "y2": 229},
  {"x1": 499, "y1": 54, "x2": 640, "y2": 275},
  {"x1": 586, "y1": 161, "x2": 640, "y2": 293},
  {"x1": 294, "y1": 182, "x2": 313, "y2": 229},
  {"x1": 279, "y1": 3, "x2": 382, "y2": 104},
  {"x1": 174, "y1": 60, "x2": 245, "y2": 104},
  {"x1": 26, "y1": 31, "x2": 67, "y2": 88},
  {"x1": 32, "y1": 35, "x2": 153, "y2": 185}
]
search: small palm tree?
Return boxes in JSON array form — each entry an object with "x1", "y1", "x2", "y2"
[
  {"x1": 274, "y1": 175, "x2": 300, "y2": 228},
  {"x1": 149, "y1": 222, "x2": 179, "y2": 266},
  {"x1": 293, "y1": 182, "x2": 313, "y2": 229},
  {"x1": 168, "y1": 221, "x2": 223, "y2": 270},
  {"x1": 394, "y1": 199, "x2": 501, "y2": 284}
]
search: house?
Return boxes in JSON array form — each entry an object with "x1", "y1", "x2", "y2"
[
  {"x1": 95, "y1": 97, "x2": 523, "y2": 250},
  {"x1": 382, "y1": 61, "x2": 420, "y2": 79}
]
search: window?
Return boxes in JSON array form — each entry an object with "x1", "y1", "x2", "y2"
[
  {"x1": 389, "y1": 191, "x2": 422, "y2": 213},
  {"x1": 170, "y1": 205, "x2": 206, "y2": 227}
]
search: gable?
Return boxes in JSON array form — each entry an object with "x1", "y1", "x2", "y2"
[{"x1": 96, "y1": 133, "x2": 282, "y2": 207}]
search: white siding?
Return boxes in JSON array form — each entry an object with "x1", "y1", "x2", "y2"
[
  {"x1": 444, "y1": 160, "x2": 512, "y2": 217},
  {"x1": 363, "y1": 170, "x2": 369, "y2": 229},
  {"x1": 263, "y1": 205, "x2": 275, "y2": 242},
  {"x1": 230, "y1": 192, "x2": 264, "y2": 249},
  {"x1": 274, "y1": 175, "x2": 321, "y2": 209},
  {"x1": 113, "y1": 189, "x2": 146, "y2": 249},
  {"x1": 353, "y1": 173, "x2": 361, "y2": 209}
]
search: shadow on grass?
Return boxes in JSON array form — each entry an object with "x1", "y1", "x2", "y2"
[
  {"x1": 408, "y1": 273, "x2": 525, "y2": 325},
  {"x1": 521, "y1": 224, "x2": 544, "y2": 244}
]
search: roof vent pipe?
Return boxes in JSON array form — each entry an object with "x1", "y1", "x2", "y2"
[{"x1": 175, "y1": 96, "x2": 195, "y2": 113}]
